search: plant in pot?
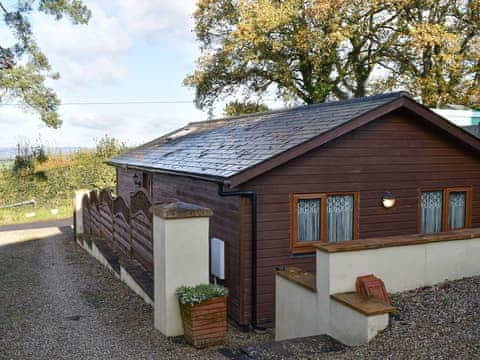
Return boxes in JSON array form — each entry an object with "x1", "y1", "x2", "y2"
[{"x1": 176, "y1": 284, "x2": 228, "y2": 348}]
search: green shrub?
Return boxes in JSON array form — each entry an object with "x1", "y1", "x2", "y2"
[
  {"x1": 34, "y1": 147, "x2": 48, "y2": 164},
  {"x1": 13, "y1": 155, "x2": 34, "y2": 174},
  {"x1": 0, "y1": 136, "x2": 127, "y2": 224},
  {"x1": 95, "y1": 134, "x2": 127, "y2": 158},
  {"x1": 176, "y1": 284, "x2": 228, "y2": 306},
  {"x1": 12, "y1": 142, "x2": 49, "y2": 175}
]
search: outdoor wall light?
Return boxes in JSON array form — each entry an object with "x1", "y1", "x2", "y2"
[
  {"x1": 132, "y1": 172, "x2": 141, "y2": 186},
  {"x1": 382, "y1": 192, "x2": 396, "y2": 208}
]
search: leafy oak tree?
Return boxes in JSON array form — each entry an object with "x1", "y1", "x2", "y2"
[
  {"x1": 186, "y1": 0, "x2": 480, "y2": 109},
  {"x1": 185, "y1": 0, "x2": 345, "y2": 108},
  {"x1": 378, "y1": 0, "x2": 480, "y2": 108},
  {"x1": 0, "y1": 0, "x2": 91, "y2": 127},
  {"x1": 332, "y1": 0, "x2": 401, "y2": 99},
  {"x1": 224, "y1": 100, "x2": 269, "y2": 116}
]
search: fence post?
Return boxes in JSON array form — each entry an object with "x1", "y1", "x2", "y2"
[
  {"x1": 150, "y1": 202, "x2": 213, "y2": 337},
  {"x1": 73, "y1": 189, "x2": 90, "y2": 240}
]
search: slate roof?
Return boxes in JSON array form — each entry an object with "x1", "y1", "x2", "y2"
[
  {"x1": 463, "y1": 125, "x2": 480, "y2": 139},
  {"x1": 108, "y1": 92, "x2": 409, "y2": 180}
]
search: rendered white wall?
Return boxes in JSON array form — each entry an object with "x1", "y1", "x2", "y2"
[
  {"x1": 153, "y1": 215, "x2": 210, "y2": 337},
  {"x1": 73, "y1": 195, "x2": 211, "y2": 337},
  {"x1": 325, "y1": 238, "x2": 480, "y2": 295},
  {"x1": 329, "y1": 299, "x2": 388, "y2": 346},
  {"x1": 276, "y1": 237, "x2": 480, "y2": 346},
  {"x1": 275, "y1": 276, "x2": 319, "y2": 341},
  {"x1": 73, "y1": 189, "x2": 89, "y2": 235}
]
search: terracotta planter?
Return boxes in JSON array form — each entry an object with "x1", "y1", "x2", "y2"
[{"x1": 179, "y1": 296, "x2": 227, "y2": 348}]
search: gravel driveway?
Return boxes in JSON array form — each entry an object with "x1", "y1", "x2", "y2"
[
  {"x1": 329, "y1": 277, "x2": 480, "y2": 359},
  {"x1": 0, "y1": 230, "x2": 270, "y2": 360},
  {"x1": 247, "y1": 277, "x2": 480, "y2": 359},
  {"x1": 1, "y1": 228, "x2": 479, "y2": 359}
]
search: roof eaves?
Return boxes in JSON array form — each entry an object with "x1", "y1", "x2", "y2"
[{"x1": 107, "y1": 161, "x2": 227, "y2": 184}]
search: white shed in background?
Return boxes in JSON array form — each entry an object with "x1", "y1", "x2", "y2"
[{"x1": 432, "y1": 107, "x2": 480, "y2": 127}]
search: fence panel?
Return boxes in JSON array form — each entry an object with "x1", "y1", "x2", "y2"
[
  {"x1": 99, "y1": 189, "x2": 114, "y2": 243},
  {"x1": 89, "y1": 190, "x2": 101, "y2": 237},
  {"x1": 130, "y1": 190, "x2": 153, "y2": 272},
  {"x1": 80, "y1": 188, "x2": 153, "y2": 273},
  {"x1": 131, "y1": 212, "x2": 153, "y2": 272},
  {"x1": 113, "y1": 196, "x2": 131, "y2": 257}
]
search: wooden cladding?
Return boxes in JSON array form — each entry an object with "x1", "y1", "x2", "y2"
[
  {"x1": 290, "y1": 192, "x2": 359, "y2": 254},
  {"x1": 114, "y1": 113, "x2": 480, "y2": 326},
  {"x1": 81, "y1": 188, "x2": 154, "y2": 272},
  {"x1": 116, "y1": 168, "x2": 247, "y2": 327},
  {"x1": 243, "y1": 113, "x2": 480, "y2": 325}
]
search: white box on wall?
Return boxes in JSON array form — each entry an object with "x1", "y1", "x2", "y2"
[{"x1": 211, "y1": 237, "x2": 225, "y2": 280}]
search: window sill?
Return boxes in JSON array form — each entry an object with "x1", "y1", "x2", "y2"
[{"x1": 290, "y1": 241, "x2": 325, "y2": 255}]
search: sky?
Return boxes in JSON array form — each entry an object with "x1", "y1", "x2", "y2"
[{"x1": 0, "y1": 0, "x2": 252, "y2": 148}]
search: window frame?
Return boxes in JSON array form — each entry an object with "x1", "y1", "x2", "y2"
[
  {"x1": 142, "y1": 172, "x2": 153, "y2": 196},
  {"x1": 444, "y1": 187, "x2": 472, "y2": 231},
  {"x1": 290, "y1": 192, "x2": 359, "y2": 254},
  {"x1": 418, "y1": 187, "x2": 472, "y2": 233}
]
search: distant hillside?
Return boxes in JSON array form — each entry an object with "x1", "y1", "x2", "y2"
[
  {"x1": 0, "y1": 138, "x2": 125, "y2": 225},
  {"x1": 0, "y1": 147, "x2": 87, "y2": 160}
]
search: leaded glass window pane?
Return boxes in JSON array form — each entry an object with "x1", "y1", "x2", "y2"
[
  {"x1": 449, "y1": 191, "x2": 466, "y2": 230},
  {"x1": 421, "y1": 191, "x2": 443, "y2": 233},
  {"x1": 327, "y1": 195, "x2": 354, "y2": 243},
  {"x1": 297, "y1": 199, "x2": 321, "y2": 242}
]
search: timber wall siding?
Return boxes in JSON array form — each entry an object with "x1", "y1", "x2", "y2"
[
  {"x1": 115, "y1": 169, "x2": 247, "y2": 325},
  {"x1": 115, "y1": 110, "x2": 480, "y2": 326},
  {"x1": 117, "y1": 168, "x2": 135, "y2": 205},
  {"x1": 241, "y1": 110, "x2": 480, "y2": 324}
]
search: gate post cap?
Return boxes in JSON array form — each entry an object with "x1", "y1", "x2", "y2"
[{"x1": 150, "y1": 202, "x2": 213, "y2": 219}]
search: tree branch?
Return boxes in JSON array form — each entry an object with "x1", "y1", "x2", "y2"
[{"x1": 0, "y1": 1, "x2": 7, "y2": 14}]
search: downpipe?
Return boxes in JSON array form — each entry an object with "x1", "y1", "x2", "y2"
[{"x1": 217, "y1": 183, "x2": 265, "y2": 333}]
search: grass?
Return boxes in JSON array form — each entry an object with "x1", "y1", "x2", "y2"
[
  {"x1": 0, "y1": 137, "x2": 125, "y2": 225},
  {"x1": 0, "y1": 160, "x2": 13, "y2": 169},
  {"x1": 0, "y1": 204, "x2": 72, "y2": 225}
]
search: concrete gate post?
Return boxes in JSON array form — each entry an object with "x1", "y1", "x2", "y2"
[
  {"x1": 150, "y1": 202, "x2": 213, "y2": 337},
  {"x1": 73, "y1": 189, "x2": 90, "y2": 239}
]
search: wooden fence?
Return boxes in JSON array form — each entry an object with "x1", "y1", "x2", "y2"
[{"x1": 81, "y1": 188, "x2": 154, "y2": 272}]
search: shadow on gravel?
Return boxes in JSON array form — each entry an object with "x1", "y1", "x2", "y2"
[{"x1": 217, "y1": 335, "x2": 347, "y2": 360}]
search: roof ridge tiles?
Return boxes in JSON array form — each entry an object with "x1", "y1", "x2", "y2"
[{"x1": 187, "y1": 91, "x2": 411, "y2": 127}]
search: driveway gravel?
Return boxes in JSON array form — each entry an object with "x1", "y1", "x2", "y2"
[
  {"x1": 247, "y1": 277, "x2": 480, "y2": 359},
  {"x1": 1, "y1": 229, "x2": 479, "y2": 359},
  {"x1": 328, "y1": 276, "x2": 480, "y2": 359},
  {"x1": 0, "y1": 231, "x2": 270, "y2": 360}
]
